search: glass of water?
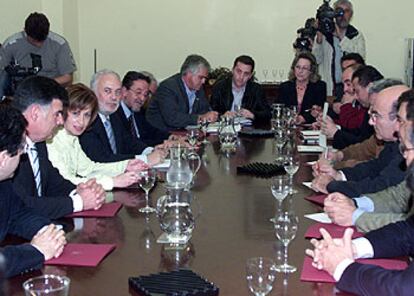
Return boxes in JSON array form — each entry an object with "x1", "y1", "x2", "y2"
[
  {"x1": 274, "y1": 212, "x2": 298, "y2": 273},
  {"x1": 246, "y1": 257, "x2": 276, "y2": 296},
  {"x1": 23, "y1": 275, "x2": 70, "y2": 296},
  {"x1": 283, "y1": 154, "x2": 300, "y2": 194},
  {"x1": 139, "y1": 169, "x2": 156, "y2": 213},
  {"x1": 270, "y1": 175, "x2": 289, "y2": 222}
]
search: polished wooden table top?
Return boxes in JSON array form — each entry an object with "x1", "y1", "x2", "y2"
[{"x1": 7, "y1": 135, "x2": 348, "y2": 296}]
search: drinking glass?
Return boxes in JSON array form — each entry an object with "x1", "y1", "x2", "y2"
[
  {"x1": 270, "y1": 175, "x2": 289, "y2": 222},
  {"x1": 23, "y1": 275, "x2": 70, "y2": 296},
  {"x1": 274, "y1": 129, "x2": 288, "y2": 164},
  {"x1": 139, "y1": 169, "x2": 156, "y2": 213},
  {"x1": 199, "y1": 119, "x2": 210, "y2": 145},
  {"x1": 186, "y1": 129, "x2": 199, "y2": 159},
  {"x1": 283, "y1": 154, "x2": 300, "y2": 194},
  {"x1": 274, "y1": 212, "x2": 299, "y2": 273},
  {"x1": 246, "y1": 257, "x2": 276, "y2": 296}
]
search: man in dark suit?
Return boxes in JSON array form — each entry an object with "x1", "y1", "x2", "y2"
[
  {"x1": 11, "y1": 76, "x2": 105, "y2": 219},
  {"x1": 312, "y1": 83, "x2": 409, "y2": 196},
  {"x1": 0, "y1": 103, "x2": 66, "y2": 277},
  {"x1": 118, "y1": 71, "x2": 170, "y2": 146},
  {"x1": 321, "y1": 66, "x2": 383, "y2": 149},
  {"x1": 210, "y1": 55, "x2": 271, "y2": 123},
  {"x1": 307, "y1": 162, "x2": 414, "y2": 295},
  {"x1": 79, "y1": 70, "x2": 164, "y2": 165},
  {"x1": 146, "y1": 54, "x2": 218, "y2": 131}
]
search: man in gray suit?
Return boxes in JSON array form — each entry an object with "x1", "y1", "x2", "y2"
[
  {"x1": 324, "y1": 88, "x2": 414, "y2": 232},
  {"x1": 146, "y1": 54, "x2": 218, "y2": 131}
]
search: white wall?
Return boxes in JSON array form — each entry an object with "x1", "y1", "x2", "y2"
[{"x1": 1, "y1": 0, "x2": 414, "y2": 84}]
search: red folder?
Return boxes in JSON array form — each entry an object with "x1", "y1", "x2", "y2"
[
  {"x1": 66, "y1": 202, "x2": 122, "y2": 218},
  {"x1": 45, "y1": 243, "x2": 116, "y2": 267},
  {"x1": 305, "y1": 194, "x2": 327, "y2": 206},
  {"x1": 300, "y1": 255, "x2": 408, "y2": 283},
  {"x1": 305, "y1": 223, "x2": 364, "y2": 239}
]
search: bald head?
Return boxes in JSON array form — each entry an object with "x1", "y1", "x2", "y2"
[{"x1": 370, "y1": 85, "x2": 409, "y2": 142}]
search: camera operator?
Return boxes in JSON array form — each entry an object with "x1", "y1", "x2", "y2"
[
  {"x1": 312, "y1": 0, "x2": 366, "y2": 97},
  {"x1": 0, "y1": 12, "x2": 76, "y2": 97}
]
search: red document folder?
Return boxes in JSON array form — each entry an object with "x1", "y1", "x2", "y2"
[
  {"x1": 304, "y1": 194, "x2": 327, "y2": 206},
  {"x1": 66, "y1": 202, "x2": 122, "y2": 218},
  {"x1": 305, "y1": 222, "x2": 364, "y2": 239},
  {"x1": 45, "y1": 243, "x2": 116, "y2": 267}
]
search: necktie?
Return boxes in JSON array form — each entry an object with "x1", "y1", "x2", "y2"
[
  {"x1": 103, "y1": 119, "x2": 117, "y2": 154},
  {"x1": 129, "y1": 115, "x2": 139, "y2": 139},
  {"x1": 29, "y1": 147, "x2": 42, "y2": 197}
]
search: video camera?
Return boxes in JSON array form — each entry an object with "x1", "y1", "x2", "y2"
[
  {"x1": 4, "y1": 53, "x2": 42, "y2": 95},
  {"x1": 293, "y1": 0, "x2": 345, "y2": 51}
]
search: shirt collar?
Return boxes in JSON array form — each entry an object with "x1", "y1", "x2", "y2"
[
  {"x1": 98, "y1": 112, "x2": 110, "y2": 123},
  {"x1": 25, "y1": 136, "x2": 35, "y2": 150},
  {"x1": 120, "y1": 101, "x2": 133, "y2": 118},
  {"x1": 232, "y1": 81, "x2": 246, "y2": 94},
  {"x1": 182, "y1": 78, "x2": 197, "y2": 98}
]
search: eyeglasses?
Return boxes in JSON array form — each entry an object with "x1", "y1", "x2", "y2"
[
  {"x1": 294, "y1": 65, "x2": 311, "y2": 72},
  {"x1": 399, "y1": 143, "x2": 414, "y2": 155},
  {"x1": 368, "y1": 108, "x2": 384, "y2": 121}
]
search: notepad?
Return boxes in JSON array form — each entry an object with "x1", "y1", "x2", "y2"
[
  {"x1": 304, "y1": 212, "x2": 332, "y2": 224},
  {"x1": 45, "y1": 243, "x2": 116, "y2": 267},
  {"x1": 66, "y1": 202, "x2": 122, "y2": 218}
]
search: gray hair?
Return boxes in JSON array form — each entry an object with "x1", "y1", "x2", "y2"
[
  {"x1": 180, "y1": 54, "x2": 211, "y2": 76},
  {"x1": 334, "y1": 0, "x2": 353, "y2": 13},
  {"x1": 90, "y1": 69, "x2": 121, "y2": 93},
  {"x1": 141, "y1": 71, "x2": 157, "y2": 84},
  {"x1": 368, "y1": 78, "x2": 404, "y2": 95}
]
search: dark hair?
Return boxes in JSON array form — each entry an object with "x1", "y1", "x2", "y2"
[
  {"x1": 233, "y1": 55, "x2": 255, "y2": 72},
  {"x1": 65, "y1": 83, "x2": 98, "y2": 128},
  {"x1": 24, "y1": 12, "x2": 50, "y2": 42},
  {"x1": 397, "y1": 89, "x2": 414, "y2": 121},
  {"x1": 352, "y1": 65, "x2": 384, "y2": 87},
  {"x1": 0, "y1": 103, "x2": 27, "y2": 156},
  {"x1": 341, "y1": 53, "x2": 365, "y2": 67},
  {"x1": 288, "y1": 51, "x2": 320, "y2": 83},
  {"x1": 11, "y1": 76, "x2": 69, "y2": 112},
  {"x1": 122, "y1": 71, "x2": 151, "y2": 89}
]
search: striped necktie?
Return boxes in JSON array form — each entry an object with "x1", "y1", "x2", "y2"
[
  {"x1": 29, "y1": 146, "x2": 42, "y2": 197},
  {"x1": 103, "y1": 118, "x2": 117, "y2": 154},
  {"x1": 129, "y1": 115, "x2": 139, "y2": 139}
]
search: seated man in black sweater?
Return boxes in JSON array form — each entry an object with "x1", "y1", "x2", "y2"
[
  {"x1": 210, "y1": 55, "x2": 271, "y2": 123},
  {"x1": 0, "y1": 103, "x2": 66, "y2": 277}
]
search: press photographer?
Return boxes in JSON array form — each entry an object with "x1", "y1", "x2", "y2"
[{"x1": 312, "y1": 0, "x2": 365, "y2": 96}]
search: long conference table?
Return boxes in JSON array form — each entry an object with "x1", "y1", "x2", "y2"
[{"x1": 7, "y1": 134, "x2": 351, "y2": 296}]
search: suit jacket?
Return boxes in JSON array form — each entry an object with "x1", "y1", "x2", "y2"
[
  {"x1": 279, "y1": 80, "x2": 327, "y2": 123},
  {"x1": 0, "y1": 180, "x2": 48, "y2": 277},
  {"x1": 12, "y1": 142, "x2": 76, "y2": 219},
  {"x1": 337, "y1": 215, "x2": 414, "y2": 295},
  {"x1": 356, "y1": 181, "x2": 412, "y2": 232},
  {"x1": 327, "y1": 141, "x2": 405, "y2": 197},
  {"x1": 209, "y1": 78, "x2": 271, "y2": 122},
  {"x1": 79, "y1": 111, "x2": 147, "y2": 163},
  {"x1": 115, "y1": 106, "x2": 169, "y2": 147},
  {"x1": 332, "y1": 111, "x2": 374, "y2": 149},
  {"x1": 146, "y1": 73, "x2": 211, "y2": 131}
]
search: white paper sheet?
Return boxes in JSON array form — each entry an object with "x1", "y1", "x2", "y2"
[
  {"x1": 152, "y1": 159, "x2": 171, "y2": 169},
  {"x1": 304, "y1": 212, "x2": 332, "y2": 224},
  {"x1": 298, "y1": 145, "x2": 324, "y2": 153}
]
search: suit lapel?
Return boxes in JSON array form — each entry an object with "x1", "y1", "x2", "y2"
[
  {"x1": 17, "y1": 153, "x2": 37, "y2": 196},
  {"x1": 177, "y1": 77, "x2": 190, "y2": 113}
]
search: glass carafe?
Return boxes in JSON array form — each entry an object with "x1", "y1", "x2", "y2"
[
  {"x1": 166, "y1": 145, "x2": 200, "y2": 189},
  {"x1": 218, "y1": 116, "x2": 237, "y2": 148},
  {"x1": 157, "y1": 187, "x2": 195, "y2": 243}
]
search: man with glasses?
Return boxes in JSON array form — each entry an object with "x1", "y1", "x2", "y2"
[
  {"x1": 116, "y1": 71, "x2": 169, "y2": 146},
  {"x1": 320, "y1": 65, "x2": 382, "y2": 149},
  {"x1": 146, "y1": 54, "x2": 218, "y2": 131},
  {"x1": 312, "y1": 84, "x2": 409, "y2": 197},
  {"x1": 320, "y1": 88, "x2": 414, "y2": 233},
  {"x1": 79, "y1": 69, "x2": 164, "y2": 165},
  {"x1": 210, "y1": 55, "x2": 271, "y2": 123}
]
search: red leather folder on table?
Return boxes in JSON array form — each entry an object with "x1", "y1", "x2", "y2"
[
  {"x1": 305, "y1": 194, "x2": 327, "y2": 206},
  {"x1": 305, "y1": 222, "x2": 364, "y2": 239},
  {"x1": 45, "y1": 243, "x2": 116, "y2": 267},
  {"x1": 66, "y1": 202, "x2": 122, "y2": 218},
  {"x1": 300, "y1": 255, "x2": 408, "y2": 283}
]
